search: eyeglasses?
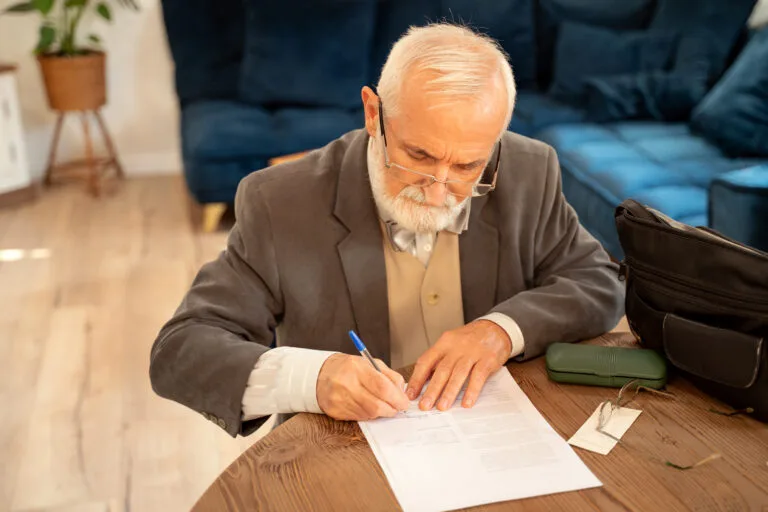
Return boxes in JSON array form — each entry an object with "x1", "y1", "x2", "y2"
[
  {"x1": 376, "y1": 97, "x2": 501, "y2": 199},
  {"x1": 594, "y1": 379, "x2": 752, "y2": 471}
]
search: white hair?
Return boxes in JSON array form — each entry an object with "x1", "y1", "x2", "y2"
[{"x1": 377, "y1": 23, "x2": 517, "y2": 138}]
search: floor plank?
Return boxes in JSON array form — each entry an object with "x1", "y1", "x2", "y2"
[{"x1": 1, "y1": 178, "x2": 263, "y2": 512}]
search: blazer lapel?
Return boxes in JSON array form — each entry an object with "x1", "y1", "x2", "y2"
[
  {"x1": 460, "y1": 193, "x2": 500, "y2": 322},
  {"x1": 333, "y1": 131, "x2": 391, "y2": 365}
]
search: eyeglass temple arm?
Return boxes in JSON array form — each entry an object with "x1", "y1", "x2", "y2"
[
  {"x1": 371, "y1": 86, "x2": 388, "y2": 146},
  {"x1": 480, "y1": 140, "x2": 502, "y2": 187}
]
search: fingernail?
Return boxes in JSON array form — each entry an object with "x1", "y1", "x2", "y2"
[
  {"x1": 421, "y1": 398, "x2": 433, "y2": 410},
  {"x1": 438, "y1": 398, "x2": 449, "y2": 410},
  {"x1": 464, "y1": 398, "x2": 474, "y2": 408},
  {"x1": 407, "y1": 388, "x2": 417, "y2": 400}
]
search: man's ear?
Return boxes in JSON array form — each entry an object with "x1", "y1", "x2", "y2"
[{"x1": 361, "y1": 86, "x2": 379, "y2": 138}]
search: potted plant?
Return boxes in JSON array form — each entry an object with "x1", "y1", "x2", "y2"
[{"x1": 2, "y1": 0, "x2": 138, "y2": 111}]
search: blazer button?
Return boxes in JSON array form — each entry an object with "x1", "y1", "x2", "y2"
[
  {"x1": 217, "y1": 418, "x2": 227, "y2": 430},
  {"x1": 202, "y1": 412, "x2": 210, "y2": 420},
  {"x1": 427, "y1": 292, "x2": 440, "y2": 305}
]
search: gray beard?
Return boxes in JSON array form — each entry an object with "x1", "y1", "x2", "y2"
[{"x1": 368, "y1": 138, "x2": 467, "y2": 234}]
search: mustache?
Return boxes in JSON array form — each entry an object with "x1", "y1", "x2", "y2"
[{"x1": 397, "y1": 186, "x2": 459, "y2": 209}]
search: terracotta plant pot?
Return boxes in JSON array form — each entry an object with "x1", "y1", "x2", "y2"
[{"x1": 37, "y1": 51, "x2": 106, "y2": 111}]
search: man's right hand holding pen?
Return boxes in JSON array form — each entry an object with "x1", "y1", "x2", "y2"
[{"x1": 316, "y1": 352, "x2": 409, "y2": 421}]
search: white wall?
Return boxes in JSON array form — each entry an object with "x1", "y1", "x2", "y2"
[{"x1": 0, "y1": 0, "x2": 181, "y2": 178}]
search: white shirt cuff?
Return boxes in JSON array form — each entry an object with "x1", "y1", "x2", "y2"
[
  {"x1": 242, "y1": 346, "x2": 338, "y2": 421},
  {"x1": 478, "y1": 312, "x2": 525, "y2": 359}
]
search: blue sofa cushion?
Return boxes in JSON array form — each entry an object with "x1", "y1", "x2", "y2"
[
  {"x1": 369, "y1": 0, "x2": 442, "y2": 86},
  {"x1": 690, "y1": 27, "x2": 768, "y2": 158},
  {"x1": 239, "y1": 0, "x2": 376, "y2": 109},
  {"x1": 182, "y1": 101, "x2": 363, "y2": 161},
  {"x1": 509, "y1": 92, "x2": 585, "y2": 137},
  {"x1": 549, "y1": 22, "x2": 677, "y2": 104},
  {"x1": 710, "y1": 166, "x2": 768, "y2": 252},
  {"x1": 584, "y1": 70, "x2": 706, "y2": 122},
  {"x1": 534, "y1": 0, "x2": 655, "y2": 89},
  {"x1": 181, "y1": 101, "x2": 364, "y2": 202},
  {"x1": 649, "y1": 0, "x2": 757, "y2": 83},
  {"x1": 538, "y1": 122, "x2": 768, "y2": 256},
  {"x1": 584, "y1": 0, "x2": 757, "y2": 122},
  {"x1": 160, "y1": 0, "x2": 244, "y2": 104}
]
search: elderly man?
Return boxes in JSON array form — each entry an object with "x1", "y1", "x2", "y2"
[{"x1": 150, "y1": 23, "x2": 624, "y2": 436}]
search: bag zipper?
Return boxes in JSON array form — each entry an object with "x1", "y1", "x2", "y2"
[
  {"x1": 625, "y1": 210, "x2": 768, "y2": 259},
  {"x1": 627, "y1": 260, "x2": 768, "y2": 313},
  {"x1": 635, "y1": 278, "x2": 768, "y2": 317},
  {"x1": 618, "y1": 261, "x2": 628, "y2": 282}
]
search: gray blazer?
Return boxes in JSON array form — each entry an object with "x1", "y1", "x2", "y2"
[{"x1": 149, "y1": 129, "x2": 625, "y2": 437}]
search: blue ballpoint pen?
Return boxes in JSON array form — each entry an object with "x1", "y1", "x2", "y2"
[{"x1": 348, "y1": 330, "x2": 382, "y2": 373}]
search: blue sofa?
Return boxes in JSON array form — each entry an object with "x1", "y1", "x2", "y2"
[
  {"x1": 160, "y1": 0, "x2": 768, "y2": 253},
  {"x1": 508, "y1": 2, "x2": 768, "y2": 255}
]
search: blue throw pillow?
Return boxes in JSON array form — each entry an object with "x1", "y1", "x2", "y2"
[
  {"x1": 584, "y1": 71, "x2": 706, "y2": 122},
  {"x1": 585, "y1": 0, "x2": 758, "y2": 122},
  {"x1": 690, "y1": 27, "x2": 768, "y2": 158},
  {"x1": 535, "y1": 0, "x2": 655, "y2": 89},
  {"x1": 239, "y1": 0, "x2": 376, "y2": 109},
  {"x1": 549, "y1": 22, "x2": 678, "y2": 104}
]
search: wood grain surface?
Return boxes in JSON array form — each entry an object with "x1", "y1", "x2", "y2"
[
  {"x1": 1, "y1": 177, "x2": 259, "y2": 511},
  {"x1": 194, "y1": 332, "x2": 768, "y2": 511}
]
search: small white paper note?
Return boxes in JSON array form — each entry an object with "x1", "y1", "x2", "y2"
[{"x1": 568, "y1": 405, "x2": 642, "y2": 455}]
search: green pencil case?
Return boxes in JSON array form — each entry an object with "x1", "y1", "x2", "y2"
[{"x1": 545, "y1": 343, "x2": 667, "y2": 389}]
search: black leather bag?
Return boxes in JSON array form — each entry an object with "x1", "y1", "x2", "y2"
[{"x1": 614, "y1": 199, "x2": 768, "y2": 421}]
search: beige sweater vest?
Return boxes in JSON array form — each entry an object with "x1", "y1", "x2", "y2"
[{"x1": 382, "y1": 227, "x2": 466, "y2": 369}]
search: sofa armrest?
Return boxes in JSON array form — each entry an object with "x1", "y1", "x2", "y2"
[{"x1": 709, "y1": 165, "x2": 768, "y2": 252}]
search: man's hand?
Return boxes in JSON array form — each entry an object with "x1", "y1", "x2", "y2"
[
  {"x1": 317, "y1": 353, "x2": 410, "y2": 421},
  {"x1": 407, "y1": 320, "x2": 512, "y2": 411}
]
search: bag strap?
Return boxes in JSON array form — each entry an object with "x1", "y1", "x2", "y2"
[{"x1": 615, "y1": 199, "x2": 658, "y2": 223}]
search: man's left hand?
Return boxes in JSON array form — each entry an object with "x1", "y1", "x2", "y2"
[{"x1": 407, "y1": 320, "x2": 512, "y2": 411}]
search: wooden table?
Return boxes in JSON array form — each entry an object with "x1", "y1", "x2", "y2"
[{"x1": 194, "y1": 332, "x2": 768, "y2": 511}]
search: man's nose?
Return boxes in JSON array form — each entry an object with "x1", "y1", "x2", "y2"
[{"x1": 424, "y1": 181, "x2": 448, "y2": 206}]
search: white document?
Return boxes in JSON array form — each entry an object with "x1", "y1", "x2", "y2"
[
  {"x1": 359, "y1": 370, "x2": 602, "y2": 512},
  {"x1": 568, "y1": 405, "x2": 642, "y2": 455}
]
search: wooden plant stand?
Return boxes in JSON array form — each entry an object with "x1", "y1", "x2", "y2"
[{"x1": 43, "y1": 109, "x2": 124, "y2": 197}]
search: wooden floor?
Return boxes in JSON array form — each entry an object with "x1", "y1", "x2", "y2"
[{"x1": 0, "y1": 177, "x2": 265, "y2": 512}]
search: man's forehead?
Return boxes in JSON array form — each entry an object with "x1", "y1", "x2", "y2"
[
  {"x1": 391, "y1": 102, "x2": 502, "y2": 156},
  {"x1": 391, "y1": 74, "x2": 507, "y2": 149}
]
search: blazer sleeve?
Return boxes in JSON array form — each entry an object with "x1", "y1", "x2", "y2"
[
  {"x1": 149, "y1": 175, "x2": 281, "y2": 437},
  {"x1": 490, "y1": 147, "x2": 625, "y2": 360}
]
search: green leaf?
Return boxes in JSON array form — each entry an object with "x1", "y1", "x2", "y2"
[
  {"x1": 64, "y1": 0, "x2": 86, "y2": 7},
  {"x1": 88, "y1": 33, "x2": 101, "y2": 44},
  {"x1": 32, "y1": 0, "x2": 54, "y2": 14},
  {"x1": 2, "y1": 2, "x2": 35, "y2": 13},
  {"x1": 96, "y1": 2, "x2": 110, "y2": 21},
  {"x1": 35, "y1": 24, "x2": 56, "y2": 54}
]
